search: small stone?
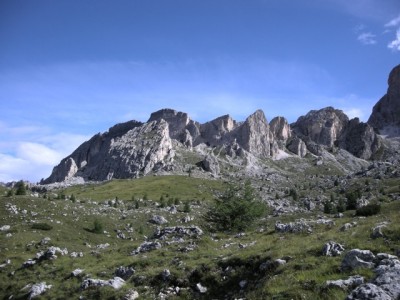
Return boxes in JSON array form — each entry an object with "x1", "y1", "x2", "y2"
[{"x1": 196, "y1": 283, "x2": 207, "y2": 293}]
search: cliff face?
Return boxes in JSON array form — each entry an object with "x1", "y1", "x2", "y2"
[
  {"x1": 292, "y1": 107, "x2": 380, "y2": 159},
  {"x1": 368, "y1": 64, "x2": 400, "y2": 136},
  {"x1": 42, "y1": 109, "x2": 288, "y2": 183}
]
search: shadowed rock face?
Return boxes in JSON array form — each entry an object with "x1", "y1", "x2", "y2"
[
  {"x1": 292, "y1": 107, "x2": 349, "y2": 148},
  {"x1": 292, "y1": 107, "x2": 380, "y2": 159},
  {"x1": 368, "y1": 64, "x2": 400, "y2": 136}
]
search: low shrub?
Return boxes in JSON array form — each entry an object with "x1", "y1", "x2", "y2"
[
  {"x1": 356, "y1": 203, "x2": 381, "y2": 217},
  {"x1": 32, "y1": 223, "x2": 53, "y2": 231}
]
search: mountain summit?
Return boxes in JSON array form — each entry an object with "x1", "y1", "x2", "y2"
[{"x1": 42, "y1": 65, "x2": 400, "y2": 184}]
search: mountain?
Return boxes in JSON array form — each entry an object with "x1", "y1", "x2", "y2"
[
  {"x1": 368, "y1": 64, "x2": 400, "y2": 136},
  {"x1": 42, "y1": 65, "x2": 399, "y2": 184}
]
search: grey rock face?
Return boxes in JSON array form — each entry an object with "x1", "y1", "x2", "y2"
[
  {"x1": 292, "y1": 107, "x2": 380, "y2": 159},
  {"x1": 368, "y1": 64, "x2": 400, "y2": 136},
  {"x1": 339, "y1": 118, "x2": 381, "y2": 160},
  {"x1": 341, "y1": 249, "x2": 376, "y2": 271},
  {"x1": 237, "y1": 110, "x2": 274, "y2": 157},
  {"x1": 286, "y1": 136, "x2": 307, "y2": 157},
  {"x1": 200, "y1": 154, "x2": 220, "y2": 175},
  {"x1": 42, "y1": 109, "x2": 281, "y2": 184},
  {"x1": 292, "y1": 107, "x2": 349, "y2": 148},
  {"x1": 270, "y1": 116, "x2": 291, "y2": 147}
]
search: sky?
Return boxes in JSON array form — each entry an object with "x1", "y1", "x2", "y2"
[{"x1": 0, "y1": 0, "x2": 399, "y2": 183}]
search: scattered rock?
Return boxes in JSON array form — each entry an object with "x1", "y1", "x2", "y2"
[
  {"x1": 70, "y1": 252, "x2": 83, "y2": 258},
  {"x1": 81, "y1": 277, "x2": 125, "y2": 290},
  {"x1": 153, "y1": 226, "x2": 203, "y2": 239},
  {"x1": 322, "y1": 241, "x2": 345, "y2": 257},
  {"x1": 0, "y1": 225, "x2": 10, "y2": 231},
  {"x1": 196, "y1": 282, "x2": 207, "y2": 294},
  {"x1": 341, "y1": 249, "x2": 376, "y2": 271},
  {"x1": 28, "y1": 282, "x2": 52, "y2": 299},
  {"x1": 115, "y1": 266, "x2": 135, "y2": 280},
  {"x1": 340, "y1": 222, "x2": 357, "y2": 232},
  {"x1": 123, "y1": 289, "x2": 139, "y2": 300},
  {"x1": 275, "y1": 220, "x2": 312, "y2": 234},
  {"x1": 239, "y1": 280, "x2": 248, "y2": 289},
  {"x1": 161, "y1": 269, "x2": 171, "y2": 281},
  {"x1": 96, "y1": 243, "x2": 110, "y2": 249},
  {"x1": 71, "y1": 269, "x2": 84, "y2": 277},
  {"x1": 132, "y1": 241, "x2": 162, "y2": 255},
  {"x1": 371, "y1": 223, "x2": 388, "y2": 239},
  {"x1": 39, "y1": 237, "x2": 51, "y2": 245},
  {"x1": 150, "y1": 215, "x2": 168, "y2": 225}
]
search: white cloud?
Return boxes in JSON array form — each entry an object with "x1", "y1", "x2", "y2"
[
  {"x1": 357, "y1": 32, "x2": 377, "y2": 45},
  {"x1": 343, "y1": 108, "x2": 364, "y2": 120},
  {"x1": 16, "y1": 142, "x2": 62, "y2": 165},
  {"x1": 388, "y1": 29, "x2": 400, "y2": 51},
  {"x1": 0, "y1": 122, "x2": 89, "y2": 182},
  {"x1": 385, "y1": 14, "x2": 400, "y2": 27}
]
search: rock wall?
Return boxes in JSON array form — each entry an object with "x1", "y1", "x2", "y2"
[{"x1": 368, "y1": 64, "x2": 400, "y2": 136}]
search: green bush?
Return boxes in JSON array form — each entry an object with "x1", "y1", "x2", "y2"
[
  {"x1": 32, "y1": 223, "x2": 53, "y2": 231},
  {"x1": 356, "y1": 203, "x2": 381, "y2": 216},
  {"x1": 204, "y1": 181, "x2": 266, "y2": 232},
  {"x1": 15, "y1": 180, "x2": 27, "y2": 195},
  {"x1": 92, "y1": 219, "x2": 104, "y2": 234}
]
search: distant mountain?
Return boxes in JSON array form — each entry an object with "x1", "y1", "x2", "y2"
[{"x1": 42, "y1": 65, "x2": 400, "y2": 184}]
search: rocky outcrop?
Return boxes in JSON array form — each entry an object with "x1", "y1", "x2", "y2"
[
  {"x1": 368, "y1": 64, "x2": 400, "y2": 136},
  {"x1": 286, "y1": 136, "x2": 307, "y2": 157},
  {"x1": 292, "y1": 107, "x2": 381, "y2": 159},
  {"x1": 292, "y1": 107, "x2": 349, "y2": 148},
  {"x1": 42, "y1": 109, "x2": 283, "y2": 184},
  {"x1": 270, "y1": 116, "x2": 291, "y2": 148},
  {"x1": 338, "y1": 118, "x2": 381, "y2": 160}
]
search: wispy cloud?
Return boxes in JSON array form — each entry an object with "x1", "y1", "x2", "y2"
[
  {"x1": 357, "y1": 32, "x2": 377, "y2": 45},
  {"x1": 385, "y1": 14, "x2": 400, "y2": 27},
  {"x1": 388, "y1": 29, "x2": 400, "y2": 51}
]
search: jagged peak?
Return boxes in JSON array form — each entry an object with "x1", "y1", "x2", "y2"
[{"x1": 148, "y1": 108, "x2": 190, "y2": 123}]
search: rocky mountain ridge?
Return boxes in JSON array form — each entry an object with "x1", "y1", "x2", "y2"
[{"x1": 42, "y1": 64, "x2": 400, "y2": 184}]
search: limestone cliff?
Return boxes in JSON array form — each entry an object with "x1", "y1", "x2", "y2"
[{"x1": 368, "y1": 64, "x2": 400, "y2": 136}]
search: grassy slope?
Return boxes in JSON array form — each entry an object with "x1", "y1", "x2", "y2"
[{"x1": 0, "y1": 175, "x2": 399, "y2": 299}]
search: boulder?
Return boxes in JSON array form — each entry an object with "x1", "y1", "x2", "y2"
[
  {"x1": 346, "y1": 283, "x2": 392, "y2": 300},
  {"x1": 322, "y1": 241, "x2": 345, "y2": 257},
  {"x1": 371, "y1": 223, "x2": 388, "y2": 239},
  {"x1": 196, "y1": 283, "x2": 207, "y2": 293},
  {"x1": 28, "y1": 282, "x2": 52, "y2": 299},
  {"x1": 132, "y1": 241, "x2": 162, "y2": 255},
  {"x1": 341, "y1": 249, "x2": 376, "y2": 271},
  {"x1": 326, "y1": 275, "x2": 364, "y2": 290},
  {"x1": 275, "y1": 220, "x2": 312, "y2": 234},
  {"x1": 81, "y1": 277, "x2": 125, "y2": 290},
  {"x1": 200, "y1": 154, "x2": 220, "y2": 175},
  {"x1": 123, "y1": 289, "x2": 140, "y2": 300},
  {"x1": 115, "y1": 266, "x2": 135, "y2": 280},
  {"x1": 149, "y1": 215, "x2": 168, "y2": 225}
]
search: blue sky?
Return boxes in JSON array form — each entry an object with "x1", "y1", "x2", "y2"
[{"x1": 1, "y1": 0, "x2": 399, "y2": 182}]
